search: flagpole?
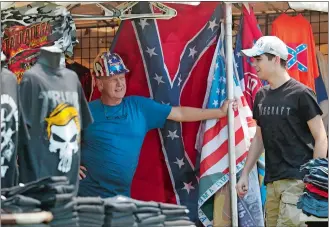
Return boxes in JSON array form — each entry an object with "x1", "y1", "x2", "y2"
[{"x1": 225, "y1": 3, "x2": 238, "y2": 227}]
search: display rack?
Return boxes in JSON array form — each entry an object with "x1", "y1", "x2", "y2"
[{"x1": 71, "y1": 10, "x2": 328, "y2": 71}]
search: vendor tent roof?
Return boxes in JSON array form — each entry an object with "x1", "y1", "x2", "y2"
[{"x1": 2, "y1": 2, "x2": 327, "y2": 28}]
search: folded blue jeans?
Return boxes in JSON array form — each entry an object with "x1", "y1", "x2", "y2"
[{"x1": 297, "y1": 192, "x2": 328, "y2": 218}]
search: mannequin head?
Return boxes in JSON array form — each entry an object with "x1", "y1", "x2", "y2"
[{"x1": 37, "y1": 46, "x2": 64, "y2": 69}]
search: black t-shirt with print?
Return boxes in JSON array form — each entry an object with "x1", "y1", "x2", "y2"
[
  {"x1": 1, "y1": 68, "x2": 19, "y2": 188},
  {"x1": 253, "y1": 78, "x2": 323, "y2": 184},
  {"x1": 18, "y1": 63, "x2": 93, "y2": 192}
]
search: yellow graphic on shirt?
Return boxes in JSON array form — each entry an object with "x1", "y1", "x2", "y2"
[{"x1": 45, "y1": 103, "x2": 81, "y2": 173}]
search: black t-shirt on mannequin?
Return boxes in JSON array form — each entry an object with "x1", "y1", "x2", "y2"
[
  {"x1": 253, "y1": 78, "x2": 323, "y2": 184},
  {"x1": 18, "y1": 46, "x2": 93, "y2": 192}
]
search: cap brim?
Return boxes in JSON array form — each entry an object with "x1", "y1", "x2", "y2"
[{"x1": 241, "y1": 48, "x2": 264, "y2": 58}]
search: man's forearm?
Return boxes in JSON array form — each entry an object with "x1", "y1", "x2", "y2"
[
  {"x1": 241, "y1": 127, "x2": 264, "y2": 177},
  {"x1": 313, "y1": 136, "x2": 328, "y2": 158},
  {"x1": 170, "y1": 106, "x2": 225, "y2": 122}
]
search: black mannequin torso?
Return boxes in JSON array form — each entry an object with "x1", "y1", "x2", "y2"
[{"x1": 37, "y1": 46, "x2": 65, "y2": 69}]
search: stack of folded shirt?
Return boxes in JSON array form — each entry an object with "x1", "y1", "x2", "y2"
[
  {"x1": 298, "y1": 158, "x2": 328, "y2": 218},
  {"x1": 159, "y1": 203, "x2": 195, "y2": 227},
  {"x1": 1, "y1": 194, "x2": 52, "y2": 227},
  {"x1": 1, "y1": 195, "x2": 42, "y2": 214},
  {"x1": 103, "y1": 196, "x2": 138, "y2": 227},
  {"x1": 74, "y1": 197, "x2": 105, "y2": 227},
  {"x1": 103, "y1": 196, "x2": 195, "y2": 227},
  {"x1": 1, "y1": 176, "x2": 78, "y2": 227},
  {"x1": 133, "y1": 200, "x2": 165, "y2": 227}
]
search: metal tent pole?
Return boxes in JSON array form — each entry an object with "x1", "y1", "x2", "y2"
[{"x1": 225, "y1": 3, "x2": 238, "y2": 227}]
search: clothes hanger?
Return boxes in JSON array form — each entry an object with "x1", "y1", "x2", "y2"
[
  {"x1": 283, "y1": 5, "x2": 298, "y2": 15},
  {"x1": 96, "y1": 3, "x2": 121, "y2": 18},
  {"x1": 71, "y1": 3, "x2": 120, "y2": 21},
  {"x1": 65, "y1": 56, "x2": 75, "y2": 65},
  {"x1": 116, "y1": 2, "x2": 177, "y2": 20}
]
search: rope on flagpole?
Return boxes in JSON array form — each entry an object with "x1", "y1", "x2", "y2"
[{"x1": 225, "y1": 3, "x2": 238, "y2": 227}]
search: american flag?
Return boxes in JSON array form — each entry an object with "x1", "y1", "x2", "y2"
[
  {"x1": 197, "y1": 22, "x2": 257, "y2": 226},
  {"x1": 103, "y1": 2, "x2": 225, "y2": 223}
]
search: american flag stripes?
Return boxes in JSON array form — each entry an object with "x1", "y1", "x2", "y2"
[{"x1": 197, "y1": 22, "x2": 257, "y2": 226}]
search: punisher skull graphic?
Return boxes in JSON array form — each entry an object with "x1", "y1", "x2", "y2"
[
  {"x1": 45, "y1": 103, "x2": 80, "y2": 173},
  {"x1": 1, "y1": 94, "x2": 18, "y2": 178}
]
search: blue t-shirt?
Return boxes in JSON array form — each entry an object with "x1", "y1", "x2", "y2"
[{"x1": 78, "y1": 96, "x2": 172, "y2": 198}]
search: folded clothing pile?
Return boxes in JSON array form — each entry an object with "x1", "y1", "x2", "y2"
[
  {"x1": 1, "y1": 194, "x2": 52, "y2": 227},
  {"x1": 159, "y1": 202, "x2": 195, "y2": 227},
  {"x1": 1, "y1": 195, "x2": 42, "y2": 214},
  {"x1": 74, "y1": 197, "x2": 105, "y2": 227},
  {"x1": 103, "y1": 196, "x2": 195, "y2": 227},
  {"x1": 1, "y1": 176, "x2": 78, "y2": 227},
  {"x1": 103, "y1": 196, "x2": 138, "y2": 227},
  {"x1": 298, "y1": 158, "x2": 328, "y2": 218}
]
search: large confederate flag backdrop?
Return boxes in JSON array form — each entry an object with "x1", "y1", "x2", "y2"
[{"x1": 91, "y1": 2, "x2": 223, "y2": 222}]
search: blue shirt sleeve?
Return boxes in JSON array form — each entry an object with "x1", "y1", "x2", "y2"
[{"x1": 134, "y1": 96, "x2": 172, "y2": 131}]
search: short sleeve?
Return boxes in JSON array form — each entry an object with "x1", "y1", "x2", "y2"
[
  {"x1": 136, "y1": 96, "x2": 172, "y2": 131},
  {"x1": 252, "y1": 90, "x2": 262, "y2": 125},
  {"x1": 299, "y1": 88, "x2": 323, "y2": 122},
  {"x1": 79, "y1": 84, "x2": 94, "y2": 129},
  {"x1": 19, "y1": 74, "x2": 33, "y2": 127}
]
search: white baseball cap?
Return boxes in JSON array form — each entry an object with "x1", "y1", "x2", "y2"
[{"x1": 241, "y1": 36, "x2": 288, "y2": 61}]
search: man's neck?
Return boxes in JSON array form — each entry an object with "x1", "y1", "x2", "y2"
[
  {"x1": 101, "y1": 96, "x2": 123, "y2": 106},
  {"x1": 268, "y1": 70, "x2": 291, "y2": 90}
]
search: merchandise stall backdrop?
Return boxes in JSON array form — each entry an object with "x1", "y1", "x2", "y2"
[
  {"x1": 70, "y1": 3, "x2": 328, "y2": 70},
  {"x1": 69, "y1": 3, "x2": 329, "y2": 226},
  {"x1": 70, "y1": 3, "x2": 329, "y2": 226},
  {"x1": 1, "y1": 1, "x2": 328, "y2": 227}
]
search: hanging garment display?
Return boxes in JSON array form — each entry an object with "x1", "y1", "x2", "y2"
[
  {"x1": 1, "y1": 68, "x2": 20, "y2": 188},
  {"x1": 316, "y1": 50, "x2": 328, "y2": 133},
  {"x1": 66, "y1": 61, "x2": 93, "y2": 102},
  {"x1": 272, "y1": 13, "x2": 319, "y2": 91},
  {"x1": 316, "y1": 50, "x2": 329, "y2": 96},
  {"x1": 18, "y1": 49, "x2": 93, "y2": 191},
  {"x1": 1, "y1": 2, "x2": 78, "y2": 82}
]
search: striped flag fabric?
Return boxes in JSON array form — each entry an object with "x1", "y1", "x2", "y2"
[
  {"x1": 235, "y1": 4, "x2": 267, "y2": 209},
  {"x1": 197, "y1": 22, "x2": 260, "y2": 226}
]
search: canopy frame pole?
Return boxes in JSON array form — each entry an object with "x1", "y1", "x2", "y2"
[{"x1": 225, "y1": 3, "x2": 238, "y2": 227}]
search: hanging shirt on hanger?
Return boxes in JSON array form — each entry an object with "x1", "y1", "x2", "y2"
[
  {"x1": 1, "y1": 2, "x2": 78, "y2": 82},
  {"x1": 66, "y1": 61, "x2": 93, "y2": 102},
  {"x1": 18, "y1": 63, "x2": 93, "y2": 191},
  {"x1": 316, "y1": 50, "x2": 329, "y2": 95},
  {"x1": 272, "y1": 13, "x2": 319, "y2": 91}
]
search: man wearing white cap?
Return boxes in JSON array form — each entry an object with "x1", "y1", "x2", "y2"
[{"x1": 236, "y1": 36, "x2": 327, "y2": 226}]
